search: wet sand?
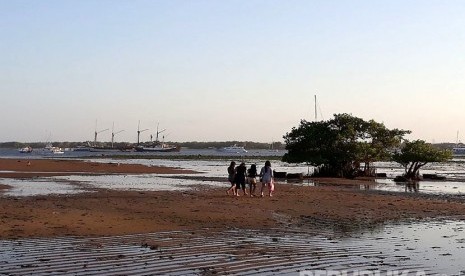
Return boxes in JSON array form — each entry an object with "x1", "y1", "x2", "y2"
[
  {"x1": 1, "y1": 158, "x2": 465, "y2": 239},
  {"x1": 0, "y1": 158, "x2": 195, "y2": 178},
  {"x1": 4, "y1": 224, "x2": 459, "y2": 275}
]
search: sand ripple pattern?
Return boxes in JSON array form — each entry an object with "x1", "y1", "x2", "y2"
[{"x1": 0, "y1": 228, "x2": 445, "y2": 275}]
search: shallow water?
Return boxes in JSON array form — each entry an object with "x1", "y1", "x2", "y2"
[
  {"x1": 1, "y1": 156, "x2": 465, "y2": 273},
  {"x1": 372, "y1": 179, "x2": 465, "y2": 195},
  {"x1": 0, "y1": 220, "x2": 463, "y2": 275},
  {"x1": 352, "y1": 220, "x2": 465, "y2": 274},
  {"x1": 2, "y1": 158, "x2": 465, "y2": 197},
  {"x1": 54, "y1": 174, "x2": 223, "y2": 192},
  {"x1": 0, "y1": 178, "x2": 87, "y2": 197}
]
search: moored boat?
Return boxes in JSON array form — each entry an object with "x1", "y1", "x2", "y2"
[
  {"x1": 43, "y1": 143, "x2": 65, "y2": 154},
  {"x1": 50, "y1": 147, "x2": 65, "y2": 154},
  {"x1": 19, "y1": 146, "x2": 33, "y2": 153},
  {"x1": 135, "y1": 142, "x2": 179, "y2": 152},
  {"x1": 218, "y1": 145, "x2": 248, "y2": 153},
  {"x1": 453, "y1": 147, "x2": 465, "y2": 155}
]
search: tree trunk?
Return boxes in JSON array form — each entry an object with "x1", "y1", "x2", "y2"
[{"x1": 405, "y1": 162, "x2": 428, "y2": 180}]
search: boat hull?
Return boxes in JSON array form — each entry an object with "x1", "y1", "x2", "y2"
[
  {"x1": 135, "y1": 146, "x2": 179, "y2": 152},
  {"x1": 217, "y1": 145, "x2": 248, "y2": 153}
]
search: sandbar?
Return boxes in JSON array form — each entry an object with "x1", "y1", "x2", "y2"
[{"x1": 1, "y1": 158, "x2": 465, "y2": 239}]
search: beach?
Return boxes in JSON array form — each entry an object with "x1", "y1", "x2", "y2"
[
  {"x1": 2, "y1": 158, "x2": 465, "y2": 274},
  {"x1": 1, "y1": 158, "x2": 465, "y2": 239}
]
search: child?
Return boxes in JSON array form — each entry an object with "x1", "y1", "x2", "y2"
[
  {"x1": 226, "y1": 161, "x2": 236, "y2": 195},
  {"x1": 234, "y1": 162, "x2": 248, "y2": 196},
  {"x1": 259, "y1": 160, "x2": 274, "y2": 197},
  {"x1": 247, "y1": 164, "x2": 258, "y2": 197}
]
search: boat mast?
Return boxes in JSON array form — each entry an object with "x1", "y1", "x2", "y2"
[
  {"x1": 315, "y1": 95, "x2": 317, "y2": 121},
  {"x1": 94, "y1": 120, "x2": 109, "y2": 144},
  {"x1": 155, "y1": 123, "x2": 166, "y2": 142},
  {"x1": 111, "y1": 122, "x2": 124, "y2": 148},
  {"x1": 137, "y1": 120, "x2": 149, "y2": 145}
]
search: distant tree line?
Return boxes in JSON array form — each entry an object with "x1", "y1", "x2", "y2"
[{"x1": 0, "y1": 141, "x2": 285, "y2": 150}]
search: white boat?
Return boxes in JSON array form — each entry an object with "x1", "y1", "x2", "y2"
[
  {"x1": 44, "y1": 143, "x2": 64, "y2": 154},
  {"x1": 218, "y1": 145, "x2": 248, "y2": 153},
  {"x1": 19, "y1": 146, "x2": 33, "y2": 153},
  {"x1": 50, "y1": 147, "x2": 65, "y2": 154},
  {"x1": 135, "y1": 143, "x2": 179, "y2": 152}
]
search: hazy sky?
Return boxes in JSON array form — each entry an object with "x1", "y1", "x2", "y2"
[{"x1": 2, "y1": 0, "x2": 465, "y2": 143}]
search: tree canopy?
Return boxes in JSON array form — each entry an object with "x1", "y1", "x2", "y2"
[
  {"x1": 392, "y1": 140, "x2": 452, "y2": 179},
  {"x1": 283, "y1": 113, "x2": 410, "y2": 178}
]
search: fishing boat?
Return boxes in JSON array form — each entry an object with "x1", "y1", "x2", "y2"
[{"x1": 218, "y1": 145, "x2": 248, "y2": 153}]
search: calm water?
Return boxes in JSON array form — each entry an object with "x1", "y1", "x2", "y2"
[{"x1": 1, "y1": 148, "x2": 465, "y2": 197}]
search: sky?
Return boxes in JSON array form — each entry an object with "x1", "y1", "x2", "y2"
[{"x1": 1, "y1": 0, "x2": 465, "y2": 143}]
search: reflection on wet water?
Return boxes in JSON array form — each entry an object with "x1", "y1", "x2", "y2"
[
  {"x1": 0, "y1": 220, "x2": 463, "y2": 275},
  {"x1": 54, "y1": 174, "x2": 223, "y2": 192},
  {"x1": 0, "y1": 178, "x2": 87, "y2": 197},
  {"x1": 347, "y1": 219, "x2": 465, "y2": 274},
  {"x1": 2, "y1": 158, "x2": 465, "y2": 197},
  {"x1": 91, "y1": 158, "x2": 311, "y2": 178},
  {"x1": 0, "y1": 174, "x2": 226, "y2": 197},
  {"x1": 372, "y1": 179, "x2": 465, "y2": 195}
]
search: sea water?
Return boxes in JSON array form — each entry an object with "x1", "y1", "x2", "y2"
[{"x1": 2, "y1": 150, "x2": 465, "y2": 196}]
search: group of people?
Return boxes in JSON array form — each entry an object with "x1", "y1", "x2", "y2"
[{"x1": 226, "y1": 160, "x2": 275, "y2": 197}]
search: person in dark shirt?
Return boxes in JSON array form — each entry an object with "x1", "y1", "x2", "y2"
[
  {"x1": 247, "y1": 164, "x2": 258, "y2": 197},
  {"x1": 226, "y1": 161, "x2": 236, "y2": 195},
  {"x1": 234, "y1": 162, "x2": 248, "y2": 196}
]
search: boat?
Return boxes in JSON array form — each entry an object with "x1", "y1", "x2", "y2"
[
  {"x1": 44, "y1": 143, "x2": 65, "y2": 154},
  {"x1": 269, "y1": 141, "x2": 279, "y2": 152},
  {"x1": 453, "y1": 146, "x2": 465, "y2": 155},
  {"x1": 218, "y1": 145, "x2": 248, "y2": 153},
  {"x1": 135, "y1": 123, "x2": 180, "y2": 152},
  {"x1": 50, "y1": 147, "x2": 65, "y2": 154},
  {"x1": 84, "y1": 141, "x2": 125, "y2": 152},
  {"x1": 452, "y1": 132, "x2": 465, "y2": 155},
  {"x1": 135, "y1": 142, "x2": 179, "y2": 152},
  {"x1": 19, "y1": 146, "x2": 33, "y2": 153},
  {"x1": 72, "y1": 146, "x2": 92, "y2": 152}
]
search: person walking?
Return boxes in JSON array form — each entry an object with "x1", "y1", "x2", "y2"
[
  {"x1": 226, "y1": 161, "x2": 236, "y2": 195},
  {"x1": 247, "y1": 164, "x2": 258, "y2": 197},
  {"x1": 235, "y1": 162, "x2": 248, "y2": 196},
  {"x1": 260, "y1": 160, "x2": 274, "y2": 197}
]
